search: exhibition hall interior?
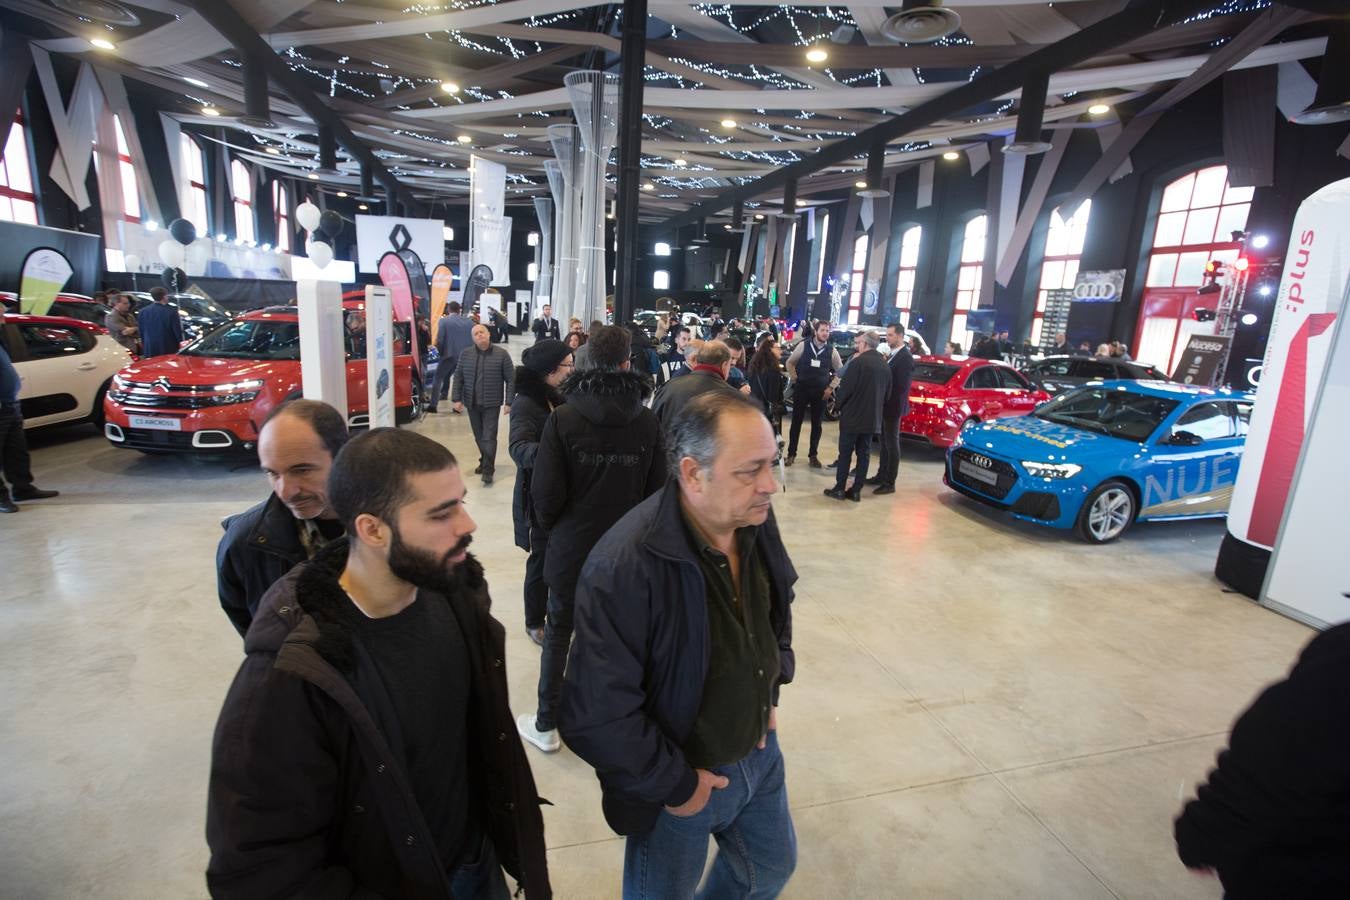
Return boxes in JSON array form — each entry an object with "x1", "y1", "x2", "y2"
[{"x1": 2, "y1": 0, "x2": 1349, "y2": 897}]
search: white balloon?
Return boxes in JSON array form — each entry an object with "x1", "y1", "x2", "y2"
[
  {"x1": 123, "y1": 254, "x2": 141, "y2": 272},
  {"x1": 187, "y1": 240, "x2": 212, "y2": 274},
  {"x1": 306, "y1": 240, "x2": 334, "y2": 269},
  {"x1": 296, "y1": 200, "x2": 322, "y2": 234},
  {"x1": 158, "y1": 239, "x2": 186, "y2": 268}
]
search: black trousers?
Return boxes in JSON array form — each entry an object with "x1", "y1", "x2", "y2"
[
  {"x1": 523, "y1": 526, "x2": 549, "y2": 629},
  {"x1": 876, "y1": 414, "x2": 902, "y2": 485},
  {"x1": 0, "y1": 404, "x2": 34, "y2": 496},
  {"x1": 466, "y1": 404, "x2": 500, "y2": 475},
  {"x1": 787, "y1": 383, "x2": 827, "y2": 458},
  {"x1": 834, "y1": 431, "x2": 871, "y2": 491},
  {"x1": 535, "y1": 583, "x2": 575, "y2": 732}
]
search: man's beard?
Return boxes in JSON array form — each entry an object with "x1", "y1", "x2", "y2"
[{"x1": 387, "y1": 525, "x2": 474, "y2": 597}]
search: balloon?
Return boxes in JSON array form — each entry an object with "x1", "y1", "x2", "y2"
[
  {"x1": 158, "y1": 239, "x2": 186, "y2": 269},
  {"x1": 123, "y1": 254, "x2": 141, "y2": 272},
  {"x1": 161, "y1": 266, "x2": 187, "y2": 291},
  {"x1": 296, "y1": 200, "x2": 321, "y2": 233},
  {"x1": 168, "y1": 217, "x2": 197, "y2": 246},
  {"x1": 318, "y1": 209, "x2": 344, "y2": 239},
  {"x1": 305, "y1": 240, "x2": 334, "y2": 269},
  {"x1": 186, "y1": 240, "x2": 212, "y2": 274}
]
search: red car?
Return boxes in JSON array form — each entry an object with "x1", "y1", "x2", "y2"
[
  {"x1": 902, "y1": 356, "x2": 1050, "y2": 448},
  {"x1": 102, "y1": 295, "x2": 422, "y2": 453}
]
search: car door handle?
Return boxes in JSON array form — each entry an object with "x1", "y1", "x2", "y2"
[{"x1": 76, "y1": 362, "x2": 96, "y2": 371}]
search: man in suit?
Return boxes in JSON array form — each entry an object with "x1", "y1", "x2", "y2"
[
  {"x1": 137, "y1": 286, "x2": 183, "y2": 358},
  {"x1": 1052, "y1": 332, "x2": 1072, "y2": 355},
  {"x1": 868, "y1": 323, "x2": 914, "y2": 496},
  {"x1": 824, "y1": 331, "x2": 890, "y2": 503},
  {"x1": 531, "y1": 304, "x2": 561, "y2": 343},
  {"x1": 429, "y1": 301, "x2": 475, "y2": 414}
]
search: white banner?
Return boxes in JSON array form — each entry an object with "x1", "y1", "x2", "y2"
[
  {"x1": 469, "y1": 156, "x2": 511, "y2": 285},
  {"x1": 354, "y1": 215, "x2": 444, "y2": 275},
  {"x1": 1225, "y1": 177, "x2": 1350, "y2": 554},
  {"x1": 365, "y1": 285, "x2": 396, "y2": 429},
  {"x1": 297, "y1": 280, "x2": 347, "y2": 416}
]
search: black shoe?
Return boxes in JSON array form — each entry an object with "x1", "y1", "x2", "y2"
[
  {"x1": 482, "y1": 472, "x2": 494, "y2": 486},
  {"x1": 426, "y1": 406, "x2": 438, "y2": 414},
  {"x1": 864, "y1": 476, "x2": 885, "y2": 486},
  {"x1": 525, "y1": 626, "x2": 545, "y2": 647},
  {"x1": 872, "y1": 484, "x2": 895, "y2": 495},
  {"x1": 823, "y1": 487, "x2": 848, "y2": 501},
  {"x1": 845, "y1": 488, "x2": 862, "y2": 502},
  {"x1": 784, "y1": 455, "x2": 795, "y2": 467},
  {"x1": 11, "y1": 487, "x2": 58, "y2": 501},
  {"x1": 808, "y1": 457, "x2": 823, "y2": 469},
  {"x1": 0, "y1": 496, "x2": 17, "y2": 514},
  {"x1": 474, "y1": 463, "x2": 483, "y2": 475}
]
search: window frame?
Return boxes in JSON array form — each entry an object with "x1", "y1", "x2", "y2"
[
  {"x1": 1032, "y1": 201, "x2": 1092, "y2": 345},
  {"x1": 272, "y1": 180, "x2": 290, "y2": 253},
  {"x1": 231, "y1": 159, "x2": 255, "y2": 245},
  {"x1": 847, "y1": 232, "x2": 868, "y2": 325},
  {"x1": 893, "y1": 225, "x2": 921, "y2": 328},
  {"x1": 180, "y1": 133, "x2": 209, "y2": 236},
  {"x1": 952, "y1": 214, "x2": 987, "y2": 351},
  {"x1": 1144, "y1": 166, "x2": 1253, "y2": 289},
  {"x1": 0, "y1": 110, "x2": 39, "y2": 225}
]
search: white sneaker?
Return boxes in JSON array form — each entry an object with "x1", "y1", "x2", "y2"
[{"x1": 516, "y1": 714, "x2": 560, "y2": 753}]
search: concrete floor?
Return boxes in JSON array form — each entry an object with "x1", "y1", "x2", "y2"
[{"x1": 0, "y1": 355, "x2": 1314, "y2": 899}]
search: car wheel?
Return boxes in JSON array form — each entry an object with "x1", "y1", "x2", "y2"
[
  {"x1": 90, "y1": 381, "x2": 110, "y2": 431},
  {"x1": 1075, "y1": 480, "x2": 1136, "y2": 544},
  {"x1": 397, "y1": 376, "x2": 423, "y2": 424}
]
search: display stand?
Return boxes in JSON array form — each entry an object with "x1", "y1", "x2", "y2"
[
  {"x1": 296, "y1": 279, "x2": 347, "y2": 416},
  {"x1": 364, "y1": 285, "x2": 396, "y2": 429}
]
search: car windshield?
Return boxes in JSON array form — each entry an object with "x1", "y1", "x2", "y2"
[
  {"x1": 912, "y1": 363, "x2": 960, "y2": 385},
  {"x1": 182, "y1": 319, "x2": 301, "y2": 359},
  {"x1": 175, "y1": 296, "x2": 229, "y2": 320},
  {"x1": 52, "y1": 302, "x2": 105, "y2": 324},
  {"x1": 1034, "y1": 386, "x2": 1180, "y2": 441}
]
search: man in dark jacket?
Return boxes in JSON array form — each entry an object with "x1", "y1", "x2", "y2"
[
  {"x1": 825, "y1": 331, "x2": 890, "y2": 502},
  {"x1": 650, "y1": 340, "x2": 739, "y2": 435},
  {"x1": 530, "y1": 305, "x2": 561, "y2": 343},
  {"x1": 507, "y1": 340, "x2": 574, "y2": 647},
  {"x1": 867, "y1": 323, "x2": 915, "y2": 496},
  {"x1": 453, "y1": 324, "x2": 515, "y2": 486},
  {"x1": 137, "y1": 286, "x2": 183, "y2": 357},
  {"x1": 1174, "y1": 622, "x2": 1350, "y2": 898},
  {"x1": 559, "y1": 390, "x2": 797, "y2": 898},
  {"x1": 206, "y1": 428, "x2": 550, "y2": 900},
  {"x1": 429, "y1": 302, "x2": 475, "y2": 413},
  {"x1": 517, "y1": 326, "x2": 666, "y2": 754},
  {"x1": 216, "y1": 399, "x2": 348, "y2": 638}
]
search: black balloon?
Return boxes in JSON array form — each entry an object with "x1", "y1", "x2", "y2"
[
  {"x1": 318, "y1": 210, "x2": 344, "y2": 238},
  {"x1": 161, "y1": 266, "x2": 188, "y2": 291},
  {"x1": 168, "y1": 218, "x2": 197, "y2": 246}
]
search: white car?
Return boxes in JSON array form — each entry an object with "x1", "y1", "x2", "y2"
[{"x1": 2, "y1": 313, "x2": 133, "y2": 430}]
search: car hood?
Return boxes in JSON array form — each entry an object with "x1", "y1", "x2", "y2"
[
  {"x1": 959, "y1": 414, "x2": 1126, "y2": 461},
  {"x1": 118, "y1": 355, "x2": 291, "y2": 385}
]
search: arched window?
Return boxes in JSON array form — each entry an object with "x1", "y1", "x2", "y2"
[
  {"x1": 1137, "y1": 165, "x2": 1253, "y2": 372},
  {"x1": 893, "y1": 225, "x2": 921, "y2": 327},
  {"x1": 272, "y1": 181, "x2": 290, "y2": 253},
  {"x1": 180, "y1": 134, "x2": 208, "y2": 235},
  {"x1": 1032, "y1": 200, "x2": 1091, "y2": 345},
  {"x1": 652, "y1": 270, "x2": 670, "y2": 290},
  {"x1": 952, "y1": 214, "x2": 987, "y2": 350},
  {"x1": 812, "y1": 211, "x2": 830, "y2": 293},
  {"x1": 846, "y1": 233, "x2": 868, "y2": 325},
  {"x1": 0, "y1": 111, "x2": 38, "y2": 224},
  {"x1": 93, "y1": 115, "x2": 141, "y2": 224},
  {"x1": 231, "y1": 160, "x2": 255, "y2": 244}
]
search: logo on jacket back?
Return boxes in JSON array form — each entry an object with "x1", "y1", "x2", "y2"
[{"x1": 576, "y1": 450, "x2": 642, "y2": 467}]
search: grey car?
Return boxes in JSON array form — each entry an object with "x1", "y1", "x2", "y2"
[{"x1": 1021, "y1": 355, "x2": 1169, "y2": 396}]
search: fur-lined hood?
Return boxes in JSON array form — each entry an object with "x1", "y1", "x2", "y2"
[
  {"x1": 513, "y1": 365, "x2": 562, "y2": 411},
  {"x1": 559, "y1": 368, "x2": 651, "y2": 428}
]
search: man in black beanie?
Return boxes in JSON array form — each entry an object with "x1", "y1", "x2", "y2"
[{"x1": 508, "y1": 339, "x2": 574, "y2": 646}]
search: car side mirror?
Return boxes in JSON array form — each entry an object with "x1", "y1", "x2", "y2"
[{"x1": 1168, "y1": 429, "x2": 1204, "y2": 447}]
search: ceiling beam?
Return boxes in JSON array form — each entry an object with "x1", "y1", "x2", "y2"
[{"x1": 660, "y1": 0, "x2": 1279, "y2": 230}]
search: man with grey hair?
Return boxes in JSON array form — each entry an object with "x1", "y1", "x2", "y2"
[
  {"x1": 452, "y1": 323, "x2": 514, "y2": 486},
  {"x1": 824, "y1": 330, "x2": 890, "y2": 502},
  {"x1": 559, "y1": 389, "x2": 797, "y2": 898},
  {"x1": 650, "y1": 339, "x2": 739, "y2": 433}
]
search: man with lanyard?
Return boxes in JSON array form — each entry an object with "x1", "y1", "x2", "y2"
[
  {"x1": 783, "y1": 320, "x2": 841, "y2": 468},
  {"x1": 531, "y1": 304, "x2": 561, "y2": 343}
]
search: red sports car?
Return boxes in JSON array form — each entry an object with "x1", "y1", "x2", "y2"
[
  {"x1": 102, "y1": 296, "x2": 422, "y2": 453},
  {"x1": 902, "y1": 356, "x2": 1050, "y2": 448}
]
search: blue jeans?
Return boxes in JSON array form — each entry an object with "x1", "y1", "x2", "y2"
[
  {"x1": 623, "y1": 732, "x2": 796, "y2": 900},
  {"x1": 450, "y1": 833, "x2": 510, "y2": 900}
]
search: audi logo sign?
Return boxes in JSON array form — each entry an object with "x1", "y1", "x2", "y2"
[
  {"x1": 1071, "y1": 269, "x2": 1126, "y2": 304},
  {"x1": 970, "y1": 454, "x2": 994, "y2": 469}
]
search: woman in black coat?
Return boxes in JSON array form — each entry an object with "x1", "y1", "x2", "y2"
[
  {"x1": 747, "y1": 337, "x2": 787, "y2": 434},
  {"x1": 507, "y1": 340, "x2": 573, "y2": 645}
]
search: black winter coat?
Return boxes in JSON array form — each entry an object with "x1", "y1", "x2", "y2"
[
  {"x1": 1174, "y1": 622, "x2": 1350, "y2": 898},
  {"x1": 558, "y1": 483, "x2": 797, "y2": 837},
  {"x1": 217, "y1": 494, "x2": 310, "y2": 639},
  {"x1": 882, "y1": 345, "x2": 915, "y2": 420},
  {"x1": 834, "y1": 348, "x2": 891, "y2": 435},
  {"x1": 650, "y1": 369, "x2": 739, "y2": 434},
  {"x1": 206, "y1": 540, "x2": 551, "y2": 900},
  {"x1": 530, "y1": 369, "x2": 665, "y2": 594},
  {"x1": 508, "y1": 367, "x2": 562, "y2": 551}
]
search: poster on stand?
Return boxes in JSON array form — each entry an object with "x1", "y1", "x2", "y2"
[
  {"x1": 364, "y1": 285, "x2": 396, "y2": 429},
  {"x1": 378, "y1": 251, "x2": 420, "y2": 373},
  {"x1": 296, "y1": 280, "x2": 347, "y2": 415},
  {"x1": 18, "y1": 247, "x2": 74, "y2": 314},
  {"x1": 1171, "y1": 334, "x2": 1231, "y2": 386},
  {"x1": 1218, "y1": 176, "x2": 1350, "y2": 600},
  {"x1": 430, "y1": 264, "x2": 454, "y2": 326},
  {"x1": 355, "y1": 215, "x2": 444, "y2": 274}
]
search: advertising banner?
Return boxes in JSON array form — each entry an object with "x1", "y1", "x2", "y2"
[
  {"x1": 18, "y1": 247, "x2": 74, "y2": 315},
  {"x1": 355, "y1": 215, "x2": 444, "y2": 274},
  {"x1": 378, "y1": 251, "x2": 420, "y2": 371},
  {"x1": 296, "y1": 280, "x2": 347, "y2": 416},
  {"x1": 430, "y1": 264, "x2": 454, "y2": 327},
  {"x1": 364, "y1": 285, "x2": 396, "y2": 429},
  {"x1": 1040, "y1": 289, "x2": 1074, "y2": 352},
  {"x1": 1261, "y1": 281, "x2": 1350, "y2": 628},
  {"x1": 1171, "y1": 333, "x2": 1232, "y2": 386},
  {"x1": 1072, "y1": 268, "x2": 1126, "y2": 303},
  {"x1": 1217, "y1": 176, "x2": 1350, "y2": 598}
]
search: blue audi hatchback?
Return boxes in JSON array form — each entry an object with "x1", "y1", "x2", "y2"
[{"x1": 944, "y1": 381, "x2": 1255, "y2": 543}]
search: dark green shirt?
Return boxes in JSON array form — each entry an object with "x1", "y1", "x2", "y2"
[{"x1": 680, "y1": 508, "x2": 780, "y2": 769}]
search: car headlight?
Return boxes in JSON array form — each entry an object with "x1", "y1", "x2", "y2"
[
  {"x1": 210, "y1": 379, "x2": 265, "y2": 392},
  {"x1": 1021, "y1": 461, "x2": 1082, "y2": 479}
]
